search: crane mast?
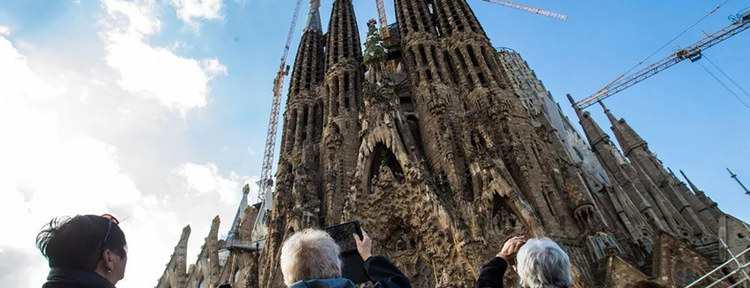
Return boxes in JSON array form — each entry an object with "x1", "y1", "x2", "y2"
[
  {"x1": 575, "y1": 11, "x2": 750, "y2": 109},
  {"x1": 248, "y1": 0, "x2": 304, "y2": 247}
]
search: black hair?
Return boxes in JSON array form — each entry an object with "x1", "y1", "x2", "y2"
[{"x1": 36, "y1": 215, "x2": 127, "y2": 271}]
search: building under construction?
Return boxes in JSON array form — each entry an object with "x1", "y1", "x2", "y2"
[{"x1": 155, "y1": 0, "x2": 750, "y2": 287}]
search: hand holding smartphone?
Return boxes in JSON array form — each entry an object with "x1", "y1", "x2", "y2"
[{"x1": 324, "y1": 220, "x2": 368, "y2": 284}]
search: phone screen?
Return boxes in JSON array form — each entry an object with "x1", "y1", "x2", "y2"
[
  {"x1": 324, "y1": 220, "x2": 361, "y2": 253},
  {"x1": 323, "y1": 220, "x2": 368, "y2": 284}
]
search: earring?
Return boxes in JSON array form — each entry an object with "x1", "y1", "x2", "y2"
[{"x1": 107, "y1": 270, "x2": 112, "y2": 274}]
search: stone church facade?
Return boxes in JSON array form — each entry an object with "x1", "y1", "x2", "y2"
[{"x1": 156, "y1": 0, "x2": 750, "y2": 287}]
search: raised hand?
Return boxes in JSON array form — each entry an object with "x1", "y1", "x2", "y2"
[
  {"x1": 353, "y1": 228, "x2": 373, "y2": 261},
  {"x1": 498, "y1": 236, "x2": 526, "y2": 262}
]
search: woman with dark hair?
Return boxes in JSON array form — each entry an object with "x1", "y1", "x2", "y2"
[{"x1": 36, "y1": 214, "x2": 128, "y2": 288}]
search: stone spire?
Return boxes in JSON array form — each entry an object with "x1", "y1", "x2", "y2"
[
  {"x1": 280, "y1": 0, "x2": 326, "y2": 156},
  {"x1": 600, "y1": 101, "x2": 647, "y2": 157},
  {"x1": 568, "y1": 95, "x2": 674, "y2": 235},
  {"x1": 433, "y1": 0, "x2": 488, "y2": 38},
  {"x1": 681, "y1": 170, "x2": 721, "y2": 219},
  {"x1": 321, "y1": 0, "x2": 363, "y2": 224},
  {"x1": 303, "y1": 0, "x2": 322, "y2": 33},
  {"x1": 599, "y1": 102, "x2": 713, "y2": 239},
  {"x1": 568, "y1": 95, "x2": 609, "y2": 147},
  {"x1": 288, "y1": 0, "x2": 325, "y2": 97},
  {"x1": 156, "y1": 226, "x2": 191, "y2": 288},
  {"x1": 325, "y1": 0, "x2": 362, "y2": 69}
]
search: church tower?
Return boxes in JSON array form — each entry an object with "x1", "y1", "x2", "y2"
[
  {"x1": 320, "y1": 0, "x2": 364, "y2": 225},
  {"x1": 258, "y1": 1, "x2": 326, "y2": 286}
]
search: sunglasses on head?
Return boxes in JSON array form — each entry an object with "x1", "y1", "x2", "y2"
[{"x1": 100, "y1": 214, "x2": 120, "y2": 250}]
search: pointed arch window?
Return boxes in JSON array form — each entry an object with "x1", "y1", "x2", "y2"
[{"x1": 673, "y1": 262, "x2": 701, "y2": 287}]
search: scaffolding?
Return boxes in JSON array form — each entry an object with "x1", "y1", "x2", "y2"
[{"x1": 684, "y1": 223, "x2": 750, "y2": 288}]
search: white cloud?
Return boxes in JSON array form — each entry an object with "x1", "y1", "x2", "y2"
[
  {"x1": 0, "y1": 4, "x2": 250, "y2": 288},
  {"x1": 101, "y1": 0, "x2": 227, "y2": 115},
  {"x1": 0, "y1": 26, "x2": 10, "y2": 36},
  {"x1": 168, "y1": 0, "x2": 225, "y2": 27},
  {"x1": 176, "y1": 163, "x2": 255, "y2": 204},
  {"x1": 0, "y1": 38, "x2": 65, "y2": 100}
]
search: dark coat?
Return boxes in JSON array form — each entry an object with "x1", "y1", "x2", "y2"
[
  {"x1": 41, "y1": 268, "x2": 115, "y2": 288},
  {"x1": 476, "y1": 257, "x2": 508, "y2": 288},
  {"x1": 288, "y1": 256, "x2": 411, "y2": 288}
]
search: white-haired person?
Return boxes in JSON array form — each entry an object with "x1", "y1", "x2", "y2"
[
  {"x1": 280, "y1": 227, "x2": 412, "y2": 288},
  {"x1": 476, "y1": 236, "x2": 574, "y2": 288}
]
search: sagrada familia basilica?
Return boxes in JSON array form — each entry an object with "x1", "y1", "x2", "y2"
[{"x1": 155, "y1": 0, "x2": 750, "y2": 287}]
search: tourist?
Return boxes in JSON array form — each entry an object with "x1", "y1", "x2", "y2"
[
  {"x1": 280, "y1": 227, "x2": 411, "y2": 288},
  {"x1": 476, "y1": 236, "x2": 573, "y2": 288},
  {"x1": 37, "y1": 214, "x2": 128, "y2": 288}
]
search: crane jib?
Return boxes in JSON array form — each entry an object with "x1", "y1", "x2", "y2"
[{"x1": 576, "y1": 15, "x2": 750, "y2": 109}]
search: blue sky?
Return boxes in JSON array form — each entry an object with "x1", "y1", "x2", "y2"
[{"x1": 0, "y1": 0, "x2": 747, "y2": 287}]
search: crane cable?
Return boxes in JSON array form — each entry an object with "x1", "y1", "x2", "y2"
[
  {"x1": 702, "y1": 54, "x2": 750, "y2": 100},
  {"x1": 607, "y1": 0, "x2": 731, "y2": 89},
  {"x1": 697, "y1": 61, "x2": 750, "y2": 110}
]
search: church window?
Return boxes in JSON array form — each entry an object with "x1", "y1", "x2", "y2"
[
  {"x1": 443, "y1": 52, "x2": 459, "y2": 84},
  {"x1": 418, "y1": 45, "x2": 428, "y2": 65},
  {"x1": 572, "y1": 147, "x2": 585, "y2": 162},
  {"x1": 467, "y1": 46, "x2": 479, "y2": 67},
  {"x1": 674, "y1": 263, "x2": 700, "y2": 287},
  {"x1": 301, "y1": 106, "x2": 309, "y2": 141}
]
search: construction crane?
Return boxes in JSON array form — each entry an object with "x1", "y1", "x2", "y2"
[
  {"x1": 226, "y1": 0, "x2": 304, "y2": 251},
  {"x1": 575, "y1": 9, "x2": 750, "y2": 109},
  {"x1": 477, "y1": 0, "x2": 569, "y2": 21}
]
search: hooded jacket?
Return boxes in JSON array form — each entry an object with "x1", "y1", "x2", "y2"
[{"x1": 287, "y1": 256, "x2": 411, "y2": 288}]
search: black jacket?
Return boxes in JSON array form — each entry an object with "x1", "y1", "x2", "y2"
[
  {"x1": 476, "y1": 257, "x2": 508, "y2": 288},
  {"x1": 287, "y1": 256, "x2": 412, "y2": 288},
  {"x1": 41, "y1": 268, "x2": 115, "y2": 288}
]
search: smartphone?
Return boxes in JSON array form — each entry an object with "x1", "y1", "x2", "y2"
[
  {"x1": 324, "y1": 220, "x2": 362, "y2": 253},
  {"x1": 323, "y1": 220, "x2": 368, "y2": 284}
]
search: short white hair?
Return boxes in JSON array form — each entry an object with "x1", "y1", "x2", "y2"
[
  {"x1": 516, "y1": 238, "x2": 573, "y2": 288},
  {"x1": 280, "y1": 229, "x2": 342, "y2": 286}
]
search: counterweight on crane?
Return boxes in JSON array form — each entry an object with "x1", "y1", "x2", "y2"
[{"x1": 575, "y1": 10, "x2": 750, "y2": 109}]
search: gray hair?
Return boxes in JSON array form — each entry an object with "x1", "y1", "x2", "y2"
[
  {"x1": 280, "y1": 229, "x2": 342, "y2": 286},
  {"x1": 516, "y1": 238, "x2": 573, "y2": 288}
]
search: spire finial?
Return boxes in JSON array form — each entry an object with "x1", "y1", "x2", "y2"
[
  {"x1": 598, "y1": 100, "x2": 609, "y2": 112},
  {"x1": 601, "y1": 101, "x2": 619, "y2": 125},
  {"x1": 566, "y1": 94, "x2": 577, "y2": 107},
  {"x1": 303, "y1": 0, "x2": 322, "y2": 32},
  {"x1": 680, "y1": 170, "x2": 702, "y2": 194}
]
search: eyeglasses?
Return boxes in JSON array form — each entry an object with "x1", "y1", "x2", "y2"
[{"x1": 100, "y1": 214, "x2": 120, "y2": 249}]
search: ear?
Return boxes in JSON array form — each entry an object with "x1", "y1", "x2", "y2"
[{"x1": 102, "y1": 249, "x2": 115, "y2": 272}]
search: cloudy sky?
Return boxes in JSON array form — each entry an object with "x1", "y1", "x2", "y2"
[{"x1": 0, "y1": 0, "x2": 748, "y2": 288}]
